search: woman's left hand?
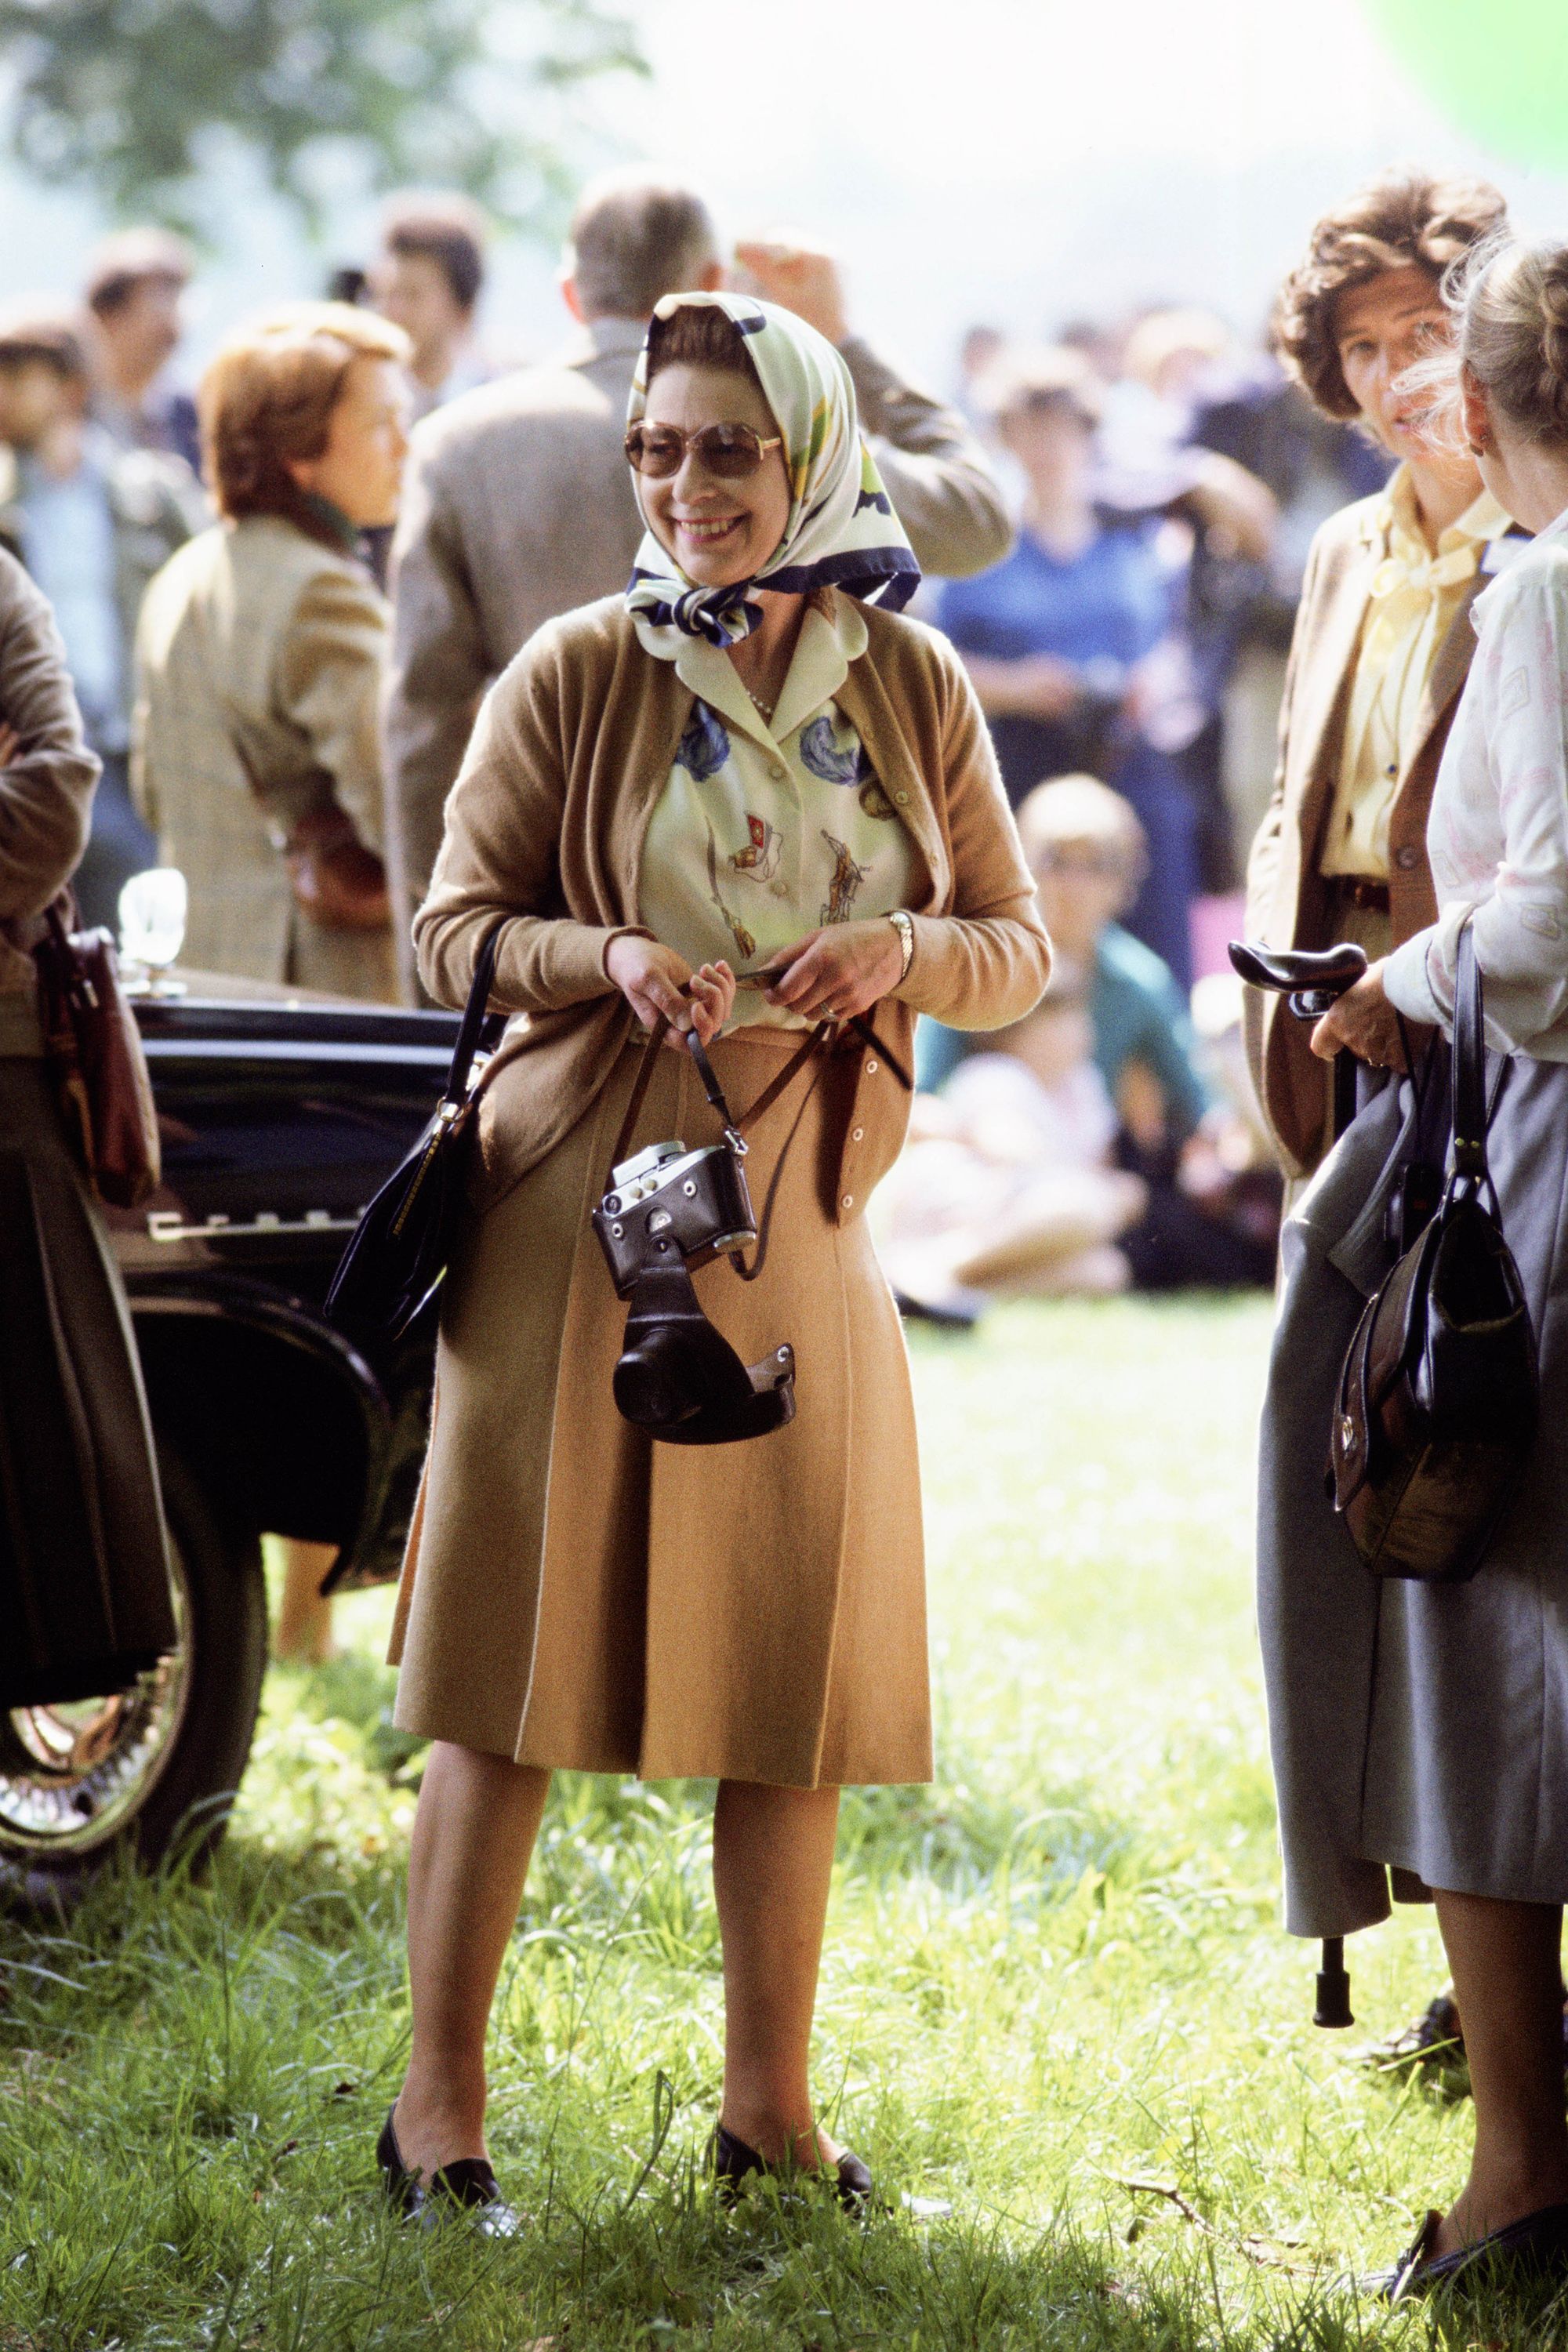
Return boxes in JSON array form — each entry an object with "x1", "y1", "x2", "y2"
[
  {"x1": 1310, "y1": 958, "x2": 1408, "y2": 1071},
  {"x1": 764, "y1": 920, "x2": 904, "y2": 1023}
]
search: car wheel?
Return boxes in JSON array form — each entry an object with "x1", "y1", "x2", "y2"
[{"x1": 0, "y1": 1445, "x2": 267, "y2": 1904}]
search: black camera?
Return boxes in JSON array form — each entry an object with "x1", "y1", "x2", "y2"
[{"x1": 592, "y1": 1120, "x2": 796, "y2": 1446}]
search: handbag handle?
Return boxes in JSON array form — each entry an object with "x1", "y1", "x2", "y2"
[
  {"x1": 1452, "y1": 919, "x2": 1489, "y2": 1181},
  {"x1": 438, "y1": 917, "x2": 507, "y2": 1116}
]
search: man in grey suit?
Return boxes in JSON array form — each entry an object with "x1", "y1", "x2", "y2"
[{"x1": 383, "y1": 172, "x2": 1014, "y2": 990}]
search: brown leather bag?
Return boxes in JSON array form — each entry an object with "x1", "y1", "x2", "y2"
[
  {"x1": 1328, "y1": 923, "x2": 1537, "y2": 1581},
  {"x1": 285, "y1": 804, "x2": 390, "y2": 932},
  {"x1": 32, "y1": 901, "x2": 161, "y2": 1209}
]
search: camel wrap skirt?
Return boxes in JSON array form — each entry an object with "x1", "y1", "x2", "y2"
[{"x1": 389, "y1": 1023, "x2": 930, "y2": 1787}]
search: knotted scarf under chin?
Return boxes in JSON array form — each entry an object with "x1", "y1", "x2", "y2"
[{"x1": 622, "y1": 290, "x2": 920, "y2": 649}]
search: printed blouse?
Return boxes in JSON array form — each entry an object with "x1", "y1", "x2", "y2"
[
  {"x1": 1385, "y1": 505, "x2": 1568, "y2": 1058},
  {"x1": 635, "y1": 591, "x2": 917, "y2": 1030}
]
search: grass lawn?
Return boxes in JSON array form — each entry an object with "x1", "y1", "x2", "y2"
[{"x1": 0, "y1": 1294, "x2": 1548, "y2": 2347}]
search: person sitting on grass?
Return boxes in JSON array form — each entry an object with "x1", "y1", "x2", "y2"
[{"x1": 884, "y1": 775, "x2": 1276, "y2": 1315}]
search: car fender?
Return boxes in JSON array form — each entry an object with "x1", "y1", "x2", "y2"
[{"x1": 129, "y1": 1277, "x2": 394, "y2": 1575}]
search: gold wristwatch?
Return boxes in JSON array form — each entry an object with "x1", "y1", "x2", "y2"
[{"x1": 887, "y1": 908, "x2": 914, "y2": 983}]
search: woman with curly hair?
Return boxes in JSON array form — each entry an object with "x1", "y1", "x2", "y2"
[{"x1": 1244, "y1": 169, "x2": 1515, "y2": 1187}]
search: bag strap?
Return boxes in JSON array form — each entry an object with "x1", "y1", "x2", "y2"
[
  {"x1": 440, "y1": 918, "x2": 507, "y2": 1116},
  {"x1": 1452, "y1": 919, "x2": 1489, "y2": 1181}
]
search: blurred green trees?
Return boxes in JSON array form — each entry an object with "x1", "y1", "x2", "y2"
[{"x1": 0, "y1": 0, "x2": 647, "y2": 231}]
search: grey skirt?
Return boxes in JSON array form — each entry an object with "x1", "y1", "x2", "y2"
[
  {"x1": 1259, "y1": 1048, "x2": 1568, "y2": 1938},
  {"x1": 0, "y1": 1053, "x2": 174, "y2": 1705}
]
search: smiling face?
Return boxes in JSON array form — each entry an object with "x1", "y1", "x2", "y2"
[
  {"x1": 1334, "y1": 264, "x2": 1457, "y2": 462},
  {"x1": 637, "y1": 361, "x2": 792, "y2": 588}
]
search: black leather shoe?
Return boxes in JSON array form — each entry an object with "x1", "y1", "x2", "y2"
[
  {"x1": 711, "y1": 2121, "x2": 873, "y2": 2211},
  {"x1": 1369, "y1": 2201, "x2": 1568, "y2": 2301},
  {"x1": 376, "y1": 2105, "x2": 524, "y2": 2237},
  {"x1": 1356, "y1": 1991, "x2": 1464, "y2": 2072}
]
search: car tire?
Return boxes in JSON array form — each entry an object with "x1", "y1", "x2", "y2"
[{"x1": 0, "y1": 1443, "x2": 267, "y2": 1905}]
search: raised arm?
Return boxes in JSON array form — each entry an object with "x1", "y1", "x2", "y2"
[
  {"x1": 840, "y1": 338, "x2": 1013, "y2": 580},
  {"x1": 731, "y1": 239, "x2": 1012, "y2": 579},
  {"x1": 0, "y1": 551, "x2": 100, "y2": 920}
]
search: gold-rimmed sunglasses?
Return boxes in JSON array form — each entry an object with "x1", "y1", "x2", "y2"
[{"x1": 624, "y1": 422, "x2": 783, "y2": 480}]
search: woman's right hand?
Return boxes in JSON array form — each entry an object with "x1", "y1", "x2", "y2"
[{"x1": 604, "y1": 935, "x2": 735, "y2": 1047}]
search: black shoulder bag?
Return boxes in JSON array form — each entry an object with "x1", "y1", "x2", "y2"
[
  {"x1": 1328, "y1": 921, "x2": 1538, "y2": 1581},
  {"x1": 326, "y1": 920, "x2": 505, "y2": 1341}
]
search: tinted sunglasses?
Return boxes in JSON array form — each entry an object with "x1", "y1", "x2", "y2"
[{"x1": 624, "y1": 422, "x2": 783, "y2": 480}]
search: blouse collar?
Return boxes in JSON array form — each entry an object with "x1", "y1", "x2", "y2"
[{"x1": 633, "y1": 586, "x2": 869, "y2": 755}]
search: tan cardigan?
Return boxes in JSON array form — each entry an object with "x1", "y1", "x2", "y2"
[
  {"x1": 1243, "y1": 492, "x2": 1483, "y2": 1176},
  {"x1": 415, "y1": 590, "x2": 1052, "y2": 1215}
]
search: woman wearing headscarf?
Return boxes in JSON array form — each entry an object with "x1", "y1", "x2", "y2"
[{"x1": 377, "y1": 293, "x2": 1051, "y2": 2227}]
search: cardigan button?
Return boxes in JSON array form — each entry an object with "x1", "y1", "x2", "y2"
[
  {"x1": 851, "y1": 1125, "x2": 865, "y2": 1142},
  {"x1": 1395, "y1": 844, "x2": 1419, "y2": 870},
  {"x1": 865, "y1": 1058, "x2": 878, "y2": 1074},
  {"x1": 894, "y1": 789, "x2": 909, "y2": 804},
  {"x1": 769, "y1": 762, "x2": 786, "y2": 781},
  {"x1": 841, "y1": 1193, "x2": 855, "y2": 1210}
]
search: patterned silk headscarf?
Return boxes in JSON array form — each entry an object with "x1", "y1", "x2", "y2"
[{"x1": 624, "y1": 291, "x2": 920, "y2": 648}]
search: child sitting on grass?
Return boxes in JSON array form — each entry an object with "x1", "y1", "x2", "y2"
[{"x1": 879, "y1": 774, "x2": 1276, "y2": 1316}]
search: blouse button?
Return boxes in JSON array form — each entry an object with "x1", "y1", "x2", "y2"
[
  {"x1": 1395, "y1": 844, "x2": 1419, "y2": 870},
  {"x1": 851, "y1": 1125, "x2": 865, "y2": 1142},
  {"x1": 769, "y1": 762, "x2": 786, "y2": 781},
  {"x1": 894, "y1": 789, "x2": 910, "y2": 804},
  {"x1": 865, "y1": 1058, "x2": 879, "y2": 1074},
  {"x1": 841, "y1": 1193, "x2": 855, "y2": 1210}
]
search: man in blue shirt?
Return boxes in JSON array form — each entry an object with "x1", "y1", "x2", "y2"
[{"x1": 0, "y1": 308, "x2": 201, "y2": 926}]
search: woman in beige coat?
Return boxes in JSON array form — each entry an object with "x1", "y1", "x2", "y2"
[
  {"x1": 134, "y1": 303, "x2": 409, "y2": 1664},
  {"x1": 132, "y1": 302, "x2": 408, "y2": 1007},
  {"x1": 381, "y1": 295, "x2": 1051, "y2": 2228}
]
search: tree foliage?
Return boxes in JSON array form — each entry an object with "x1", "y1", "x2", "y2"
[{"x1": 0, "y1": 0, "x2": 648, "y2": 232}]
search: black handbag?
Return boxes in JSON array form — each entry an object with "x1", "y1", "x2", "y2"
[
  {"x1": 1328, "y1": 921, "x2": 1538, "y2": 1581},
  {"x1": 325, "y1": 920, "x2": 505, "y2": 1341}
]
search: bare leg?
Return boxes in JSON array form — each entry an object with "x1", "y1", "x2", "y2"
[
  {"x1": 272, "y1": 1537, "x2": 339, "y2": 1664},
  {"x1": 713, "y1": 1778, "x2": 842, "y2": 2169},
  {"x1": 394, "y1": 1740, "x2": 550, "y2": 2178},
  {"x1": 1430, "y1": 1889, "x2": 1568, "y2": 2255}
]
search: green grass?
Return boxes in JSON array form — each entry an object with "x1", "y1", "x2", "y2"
[{"x1": 1, "y1": 1295, "x2": 1557, "y2": 2347}]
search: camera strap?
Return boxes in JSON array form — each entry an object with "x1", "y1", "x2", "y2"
[{"x1": 602, "y1": 1014, "x2": 828, "y2": 1192}]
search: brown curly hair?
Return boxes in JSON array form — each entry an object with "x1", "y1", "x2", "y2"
[
  {"x1": 1273, "y1": 169, "x2": 1508, "y2": 419},
  {"x1": 199, "y1": 302, "x2": 408, "y2": 524}
]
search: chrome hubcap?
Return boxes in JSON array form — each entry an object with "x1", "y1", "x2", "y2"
[{"x1": 0, "y1": 1554, "x2": 191, "y2": 1857}]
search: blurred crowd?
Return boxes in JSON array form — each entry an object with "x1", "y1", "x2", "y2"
[{"x1": 0, "y1": 172, "x2": 1388, "y2": 1363}]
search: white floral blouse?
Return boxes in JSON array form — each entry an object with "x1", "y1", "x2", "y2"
[
  {"x1": 634, "y1": 592, "x2": 918, "y2": 1031},
  {"x1": 1385, "y1": 506, "x2": 1568, "y2": 1058}
]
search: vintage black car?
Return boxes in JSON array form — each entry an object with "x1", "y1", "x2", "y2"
[{"x1": 0, "y1": 983, "x2": 458, "y2": 1899}]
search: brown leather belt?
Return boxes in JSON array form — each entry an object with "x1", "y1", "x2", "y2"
[{"x1": 1330, "y1": 875, "x2": 1392, "y2": 915}]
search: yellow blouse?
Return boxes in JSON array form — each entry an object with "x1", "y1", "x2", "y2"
[
  {"x1": 1321, "y1": 467, "x2": 1512, "y2": 880},
  {"x1": 635, "y1": 593, "x2": 918, "y2": 1029}
]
